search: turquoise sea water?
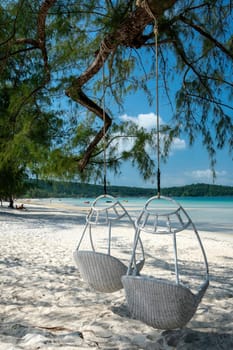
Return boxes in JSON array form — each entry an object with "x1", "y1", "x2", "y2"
[{"x1": 56, "y1": 196, "x2": 233, "y2": 234}]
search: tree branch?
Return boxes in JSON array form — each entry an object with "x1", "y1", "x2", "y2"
[
  {"x1": 179, "y1": 14, "x2": 233, "y2": 61},
  {"x1": 37, "y1": 0, "x2": 57, "y2": 83},
  {"x1": 66, "y1": 1, "x2": 178, "y2": 171},
  {"x1": 169, "y1": 26, "x2": 214, "y2": 98},
  {"x1": 9, "y1": 0, "x2": 57, "y2": 120},
  {"x1": 185, "y1": 91, "x2": 233, "y2": 111}
]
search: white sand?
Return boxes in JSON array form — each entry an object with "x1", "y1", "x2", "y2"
[{"x1": 0, "y1": 200, "x2": 232, "y2": 349}]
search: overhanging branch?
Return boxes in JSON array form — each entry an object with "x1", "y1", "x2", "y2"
[{"x1": 66, "y1": 1, "x2": 178, "y2": 171}]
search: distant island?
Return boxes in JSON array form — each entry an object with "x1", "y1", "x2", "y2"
[{"x1": 24, "y1": 179, "x2": 233, "y2": 198}]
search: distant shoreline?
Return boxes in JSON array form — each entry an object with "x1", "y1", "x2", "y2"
[{"x1": 23, "y1": 180, "x2": 233, "y2": 198}]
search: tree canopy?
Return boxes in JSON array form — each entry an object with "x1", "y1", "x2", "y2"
[{"x1": 0, "y1": 0, "x2": 233, "y2": 194}]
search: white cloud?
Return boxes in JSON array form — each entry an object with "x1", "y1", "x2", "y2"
[
  {"x1": 185, "y1": 169, "x2": 228, "y2": 182},
  {"x1": 120, "y1": 112, "x2": 186, "y2": 152},
  {"x1": 120, "y1": 112, "x2": 160, "y2": 130},
  {"x1": 171, "y1": 138, "x2": 186, "y2": 151}
]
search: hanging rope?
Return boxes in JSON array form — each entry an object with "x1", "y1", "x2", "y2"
[
  {"x1": 141, "y1": 1, "x2": 161, "y2": 197},
  {"x1": 102, "y1": 59, "x2": 107, "y2": 195},
  {"x1": 154, "y1": 21, "x2": 161, "y2": 197},
  {"x1": 102, "y1": 2, "x2": 161, "y2": 196}
]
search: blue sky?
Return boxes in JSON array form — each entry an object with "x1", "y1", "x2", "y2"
[
  {"x1": 66, "y1": 20, "x2": 233, "y2": 190},
  {"x1": 107, "y1": 89, "x2": 233, "y2": 189},
  {"x1": 102, "y1": 12, "x2": 233, "y2": 189}
]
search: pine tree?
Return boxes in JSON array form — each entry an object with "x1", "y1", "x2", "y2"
[{"x1": 0, "y1": 0, "x2": 232, "y2": 189}]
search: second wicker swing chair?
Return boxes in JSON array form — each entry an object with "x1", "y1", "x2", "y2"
[
  {"x1": 122, "y1": 3, "x2": 209, "y2": 329},
  {"x1": 122, "y1": 195, "x2": 209, "y2": 329}
]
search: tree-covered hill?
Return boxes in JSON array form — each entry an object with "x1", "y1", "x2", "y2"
[{"x1": 24, "y1": 180, "x2": 233, "y2": 198}]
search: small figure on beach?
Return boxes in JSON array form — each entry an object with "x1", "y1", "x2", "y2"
[{"x1": 16, "y1": 203, "x2": 25, "y2": 210}]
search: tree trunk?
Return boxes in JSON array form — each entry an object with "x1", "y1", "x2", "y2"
[{"x1": 8, "y1": 196, "x2": 14, "y2": 209}]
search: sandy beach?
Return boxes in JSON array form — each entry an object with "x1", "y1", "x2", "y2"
[{"x1": 0, "y1": 199, "x2": 232, "y2": 350}]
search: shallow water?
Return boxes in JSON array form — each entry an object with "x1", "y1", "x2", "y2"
[{"x1": 49, "y1": 196, "x2": 233, "y2": 234}]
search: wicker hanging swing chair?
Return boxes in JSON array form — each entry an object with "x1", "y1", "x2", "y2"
[
  {"x1": 122, "y1": 195, "x2": 209, "y2": 329},
  {"x1": 122, "y1": 5, "x2": 209, "y2": 329},
  {"x1": 74, "y1": 194, "x2": 145, "y2": 293},
  {"x1": 73, "y1": 59, "x2": 144, "y2": 294}
]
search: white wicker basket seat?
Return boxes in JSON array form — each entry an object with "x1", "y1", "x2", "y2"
[
  {"x1": 74, "y1": 194, "x2": 145, "y2": 293},
  {"x1": 122, "y1": 195, "x2": 209, "y2": 329},
  {"x1": 74, "y1": 251, "x2": 127, "y2": 293},
  {"x1": 122, "y1": 276, "x2": 209, "y2": 329}
]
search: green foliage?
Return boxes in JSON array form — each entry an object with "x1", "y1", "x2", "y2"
[
  {"x1": 0, "y1": 54, "x2": 63, "y2": 200},
  {"x1": 0, "y1": 163, "x2": 29, "y2": 200},
  {"x1": 0, "y1": 0, "x2": 233, "y2": 192}
]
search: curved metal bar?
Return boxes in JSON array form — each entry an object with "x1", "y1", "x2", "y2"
[
  {"x1": 76, "y1": 221, "x2": 89, "y2": 250},
  {"x1": 173, "y1": 231, "x2": 179, "y2": 284},
  {"x1": 132, "y1": 195, "x2": 209, "y2": 286}
]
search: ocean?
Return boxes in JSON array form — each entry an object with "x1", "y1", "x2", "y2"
[{"x1": 55, "y1": 196, "x2": 233, "y2": 234}]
